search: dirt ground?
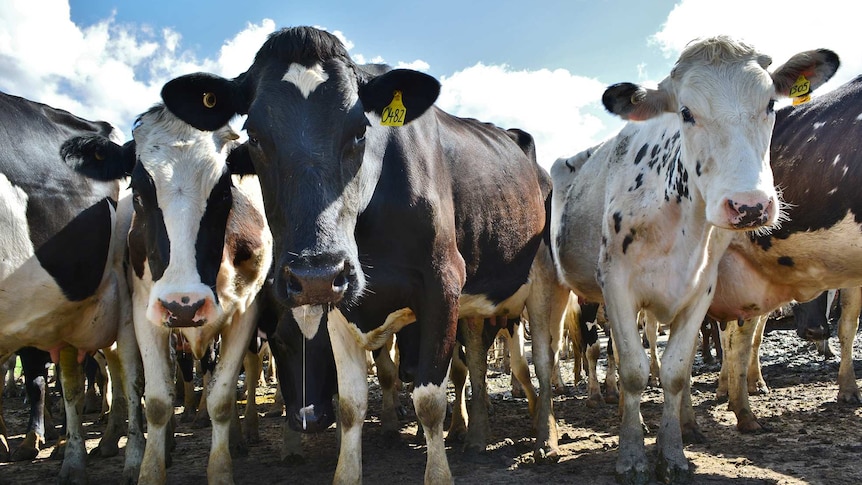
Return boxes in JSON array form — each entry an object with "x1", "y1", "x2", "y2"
[{"x1": 2, "y1": 322, "x2": 861, "y2": 485}]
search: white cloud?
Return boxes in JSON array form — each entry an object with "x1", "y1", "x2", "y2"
[
  {"x1": 437, "y1": 63, "x2": 611, "y2": 170},
  {"x1": 651, "y1": 0, "x2": 858, "y2": 97},
  {"x1": 0, "y1": 1, "x2": 276, "y2": 140}
]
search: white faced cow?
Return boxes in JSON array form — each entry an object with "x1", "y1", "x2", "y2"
[
  {"x1": 64, "y1": 104, "x2": 273, "y2": 484},
  {"x1": 156, "y1": 26, "x2": 567, "y2": 484},
  {"x1": 551, "y1": 37, "x2": 838, "y2": 483},
  {"x1": 0, "y1": 92, "x2": 144, "y2": 484}
]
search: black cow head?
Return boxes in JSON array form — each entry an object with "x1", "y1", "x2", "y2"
[{"x1": 159, "y1": 27, "x2": 440, "y2": 325}]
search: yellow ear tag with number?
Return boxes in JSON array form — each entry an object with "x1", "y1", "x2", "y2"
[
  {"x1": 790, "y1": 74, "x2": 811, "y2": 106},
  {"x1": 380, "y1": 90, "x2": 406, "y2": 127}
]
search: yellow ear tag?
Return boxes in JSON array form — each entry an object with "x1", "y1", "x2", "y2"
[
  {"x1": 789, "y1": 75, "x2": 811, "y2": 105},
  {"x1": 380, "y1": 90, "x2": 406, "y2": 127}
]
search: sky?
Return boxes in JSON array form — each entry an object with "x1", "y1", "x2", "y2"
[{"x1": 0, "y1": 0, "x2": 857, "y2": 171}]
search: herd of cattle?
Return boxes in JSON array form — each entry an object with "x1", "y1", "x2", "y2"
[{"x1": 1, "y1": 25, "x2": 860, "y2": 485}]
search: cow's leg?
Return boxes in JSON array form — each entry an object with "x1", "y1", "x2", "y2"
[
  {"x1": 680, "y1": 342, "x2": 705, "y2": 444},
  {"x1": 642, "y1": 313, "x2": 660, "y2": 388},
  {"x1": 718, "y1": 318, "x2": 763, "y2": 433},
  {"x1": 137, "y1": 318, "x2": 175, "y2": 485},
  {"x1": 205, "y1": 308, "x2": 258, "y2": 485},
  {"x1": 376, "y1": 334, "x2": 403, "y2": 436},
  {"x1": 462, "y1": 317, "x2": 493, "y2": 455},
  {"x1": 747, "y1": 316, "x2": 768, "y2": 395},
  {"x1": 176, "y1": 351, "x2": 197, "y2": 422},
  {"x1": 446, "y1": 347, "x2": 468, "y2": 443},
  {"x1": 509, "y1": 321, "x2": 537, "y2": 415},
  {"x1": 328, "y1": 310, "x2": 369, "y2": 485},
  {"x1": 605, "y1": 331, "x2": 620, "y2": 404},
  {"x1": 0, "y1": 355, "x2": 7, "y2": 462},
  {"x1": 837, "y1": 287, "x2": 862, "y2": 404},
  {"x1": 10, "y1": 348, "x2": 49, "y2": 462},
  {"x1": 57, "y1": 347, "x2": 88, "y2": 485},
  {"x1": 585, "y1": 338, "x2": 603, "y2": 407},
  {"x1": 601, "y1": 282, "x2": 650, "y2": 483},
  {"x1": 524, "y1": 245, "x2": 568, "y2": 463},
  {"x1": 654, "y1": 302, "x2": 707, "y2": 484},
  {"x1": 90, "y1": 345, "x2": 125, "y2": 458},
  {"x1": 242, "y1": 349, "x2": 262, "y2": 443}
]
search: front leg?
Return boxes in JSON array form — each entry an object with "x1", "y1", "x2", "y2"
[
  {"x1": 718, "y1": 318, "x2": 763, "y2": 433},
  {"x1": 328, "y1": 310, "x2": 369, "y2": 485},
  {"x1": 205, "y1": 307, "x2": 259, "y2": 484},
  {"x1": 655, "y1": 305, "x2": 707, "y2": 485},
  {"x1": 601, "y1": 287, "x2": 650, "y2": 484},
  {"x1": 136, "y1": 317, "x2": 174, "y2": 485}
]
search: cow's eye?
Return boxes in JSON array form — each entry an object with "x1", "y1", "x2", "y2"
[
  {"x1": 680, "y1": 106, "x2": 695, "y2": 124},
  {"x1": 767, "y1": 99, "x2": 776, "y2": 114}
]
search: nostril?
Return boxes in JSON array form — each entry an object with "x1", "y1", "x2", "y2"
[{"x1": 287, "y1": 272, "x2": 303, "y2": 294}]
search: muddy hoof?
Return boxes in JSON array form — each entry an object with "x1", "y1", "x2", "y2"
[
  {"x1": 281, "y1": 453, "x2": 306, "y2": 466},
  {"x1": 656, "y1": 453, "x2": 693, "y2": 484},
  {"x1": 89, "y1": 442, "x2": 119, "y2": 459},
  {"x1": 586, "y1": 394, "x2": 603, "y2": 408},
  {"x1": 11, "y1": 444, "x2": 39, "y2": 461},
  {"x1": 445, "y1": 429, "x2": 466, "y2": 445},
  {"x1": 681, "y1": 426, "x2": 707, "y2": 445},
  {"x1": 615, "y1": 465, "x2": 651, "y2": 485},
  {"x1": 837, "y1": 391, "x2": 862, "y2": 405},
  {"x1": 533, "y1": 445, "x2": 560, "y2": 464}
]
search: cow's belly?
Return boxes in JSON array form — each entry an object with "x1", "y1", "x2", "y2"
[
  {"x1": 459, "y1": 282, "x2": 530, "y2": 319},
  {"x1": 0, "y1": 264, "x2": 122, "y2": 355},
  {"x1": 711, "y1": 219, "x2": 862, "y2": 320}
]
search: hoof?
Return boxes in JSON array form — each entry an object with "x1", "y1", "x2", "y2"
[
  {"x1": 615, "y1": 466, "x2": 651, "y2": 485},
  {"x1": 681, "y1": 426, "x2": 707, "y2": 445},
  {"x1": 604, "y1": 392, "x2": 620, "y2": 405},
  {"x1": 89, "y1": 442, "x2": 119, "y2": 459},
  {"x1": 586, "y1": 394, "x2": 603, "y2": 408},
  {"x1": 656, "y1": 452, "x2": 693, "y2": 484},
  {"x1": 11, "y1": 444, "x2": 39, "y2": 462},
  {"x1": 281, "y1": 453, "x2": 306, "y2": 466},
  {"x1": 837, "y1": 391, "x2": 862, "y2": 405},
  {"x1": 533, "y1": 445, "x2": 561, "y2": 464}
]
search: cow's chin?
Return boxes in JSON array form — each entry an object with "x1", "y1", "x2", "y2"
[{"x1": 291, "y1": 305, "x2": 327, "y2": 339}]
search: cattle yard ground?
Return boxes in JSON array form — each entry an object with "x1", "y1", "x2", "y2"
[{"x1": 3, "y1": 322, "x2": 862, "y2": 485}]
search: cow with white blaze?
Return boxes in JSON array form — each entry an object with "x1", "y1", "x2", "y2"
[
  {"x1": 710, "y1": 75, "x2": 862, "y2": 432},
  {"x1": 0, "y1": 91, "x2": 145, "y2": 484},
  {"x1": 157, "y1": 26, "x2": 567, "y2": 484},
  {"x1": 63, "y1": 104, "x2": 272, "y2": 484},
  {"x1": 550, "y1": 37, "x2": 838, "y2": 484}
]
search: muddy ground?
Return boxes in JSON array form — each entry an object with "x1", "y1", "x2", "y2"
[{"x1": 2, "y1": 321, "x2": 861, "y2": 485}]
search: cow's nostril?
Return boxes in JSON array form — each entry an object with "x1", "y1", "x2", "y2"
[{"x1": 287, "y1": 272, "x2": 303, "y2": 294}]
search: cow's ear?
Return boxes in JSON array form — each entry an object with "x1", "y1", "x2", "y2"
[
  {"x1": 602, "y1": 82, "x2": 673, "y2": 121},
  {"x1": 61, "y1": 135, "x2": 136, "y2": 181},
  {"x1": 359, "y1": 69, "x2": 440, "y2": 124},
  {"x1": 771, "y1": 49, "x2": 840, "y2": 98},
  {"x1": 226, "y1": 143, "x2": 256, "y2": 176},
  {"x1": 161, "y1": 73, "x2": 246, "y2": 132}
]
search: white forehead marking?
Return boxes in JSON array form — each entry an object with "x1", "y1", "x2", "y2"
[{"x1": 282, "y1": 63, "x2": 329, "y2": 98}]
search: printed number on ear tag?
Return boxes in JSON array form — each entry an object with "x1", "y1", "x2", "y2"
[
  {"x1": 789, "y1": 75, "x2": 811, "y2": 105},
  {"x1": 380, "y1": 90, "x2": 406, "y2": 126}
]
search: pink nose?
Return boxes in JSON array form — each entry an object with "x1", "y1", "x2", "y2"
[
  {"x1": 723, "y1": 196, "x2": 774, "y2": 229},
  {"x1": 153, "y1": 292, "x2": 216, "y2": 327}
]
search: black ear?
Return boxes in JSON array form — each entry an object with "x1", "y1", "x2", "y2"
[
  {"x1": 359, "y1": 69, "x2": 440, "y2": 124},
  {"x1": 161, "y1": 72, "x2": 246, "y2": 131},
  {"x1": 61, "y1": 135, "x2": 136, "y2": 181},
  {"x1": 226, "y1": 143, "x2": 256, "y2": 176}
]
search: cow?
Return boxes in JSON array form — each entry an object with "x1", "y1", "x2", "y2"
[
  {"x1": 550, "y1": 37, "x2": 839, "y2": 483},
  {"x1": 63, "y1": 103, "x2": 273, "y2": 484},
  {"x1": 0, "y1": 91, "x2": 145, "y2": 484},
  {"x1": 708, "y1": 74, "x2": 862, "y2": 435},
  {"x1": 157, "y1": 26, "x2": 568, "y2": 484}
]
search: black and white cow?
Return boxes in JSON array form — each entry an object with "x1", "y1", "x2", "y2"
[
  {"x1": 551, "y1": 37, "x2": 838, "y2": 483},
  {"x1": 157, "y1": 26, "x2": 567, "y2": 483},
  {"x1": 709, "y1": 76, "x2": 862, "y2": 431},
  {"x1": 64, "y1": 104, "x2": 272, "y2": 484},
  {"x1": 0, "y1": 91, "x2": 144, "y2": 483}
]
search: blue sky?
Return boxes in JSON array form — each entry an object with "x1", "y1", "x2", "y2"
[{"x1": 0, "y1": 0, "x2": 857, "y2": 170}]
